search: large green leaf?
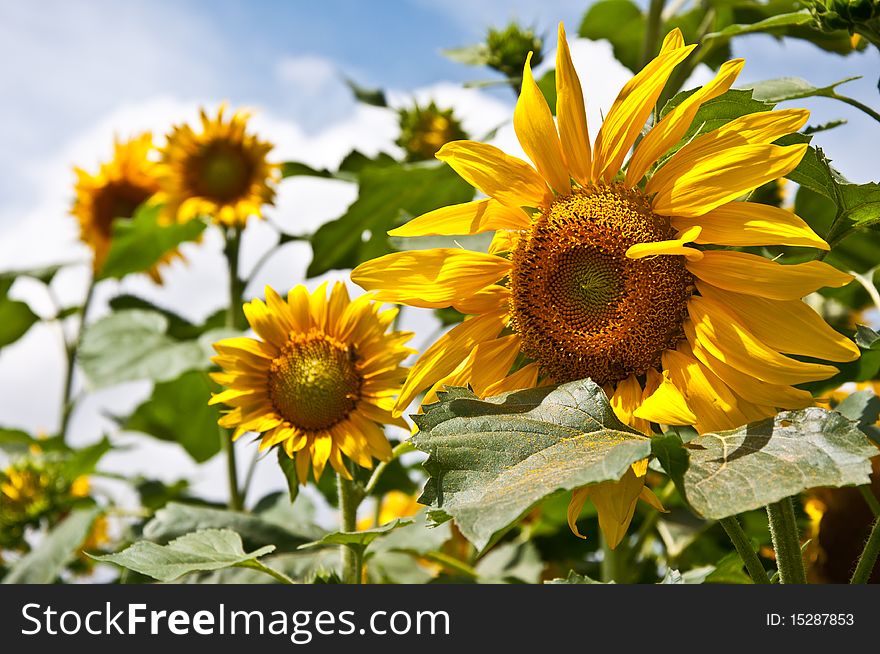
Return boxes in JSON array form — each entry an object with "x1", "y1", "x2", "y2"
[
  {"x1": 2, "y1": 507, "x2": 101, "y2": 584},
  {"x1": 97, "y1": 204, "x2": 206, "y2": 281},
  {"x1": 307, "y1": 161, "x2": 474, "y2": 277},
  {"x1": 78, "y1": 309, "x2": 231, "y2": 388},
  {"x1": 670, "y1": 408, "x2": 876, "y2": 519},
  {"x1": 109, "y1": 294, "x2": 226, "y2": 340},
  {"x1": 410, "y1": 381, "x2": 652, "y2": 550},
  {"x1": 143, "y1": 499, "x2": 322, "y2": 552},
  {"x1": 299, "y1": 519, "x2": 412, "y2": 550},
  {"x1": 579, "y1": 0, "x2": 646, "y2": 73},
  {"x1": 0, "y1": 278, "x2": 39, "y2": 351},
  {"x1": 704, "y1": 9, "x2": 813, "y2": 42},
  {"x1": 747, "y1": 76, "x2": 860, "y2": 104},
  {"x1": 123, "y1": 371, "x2": 222, "y2": 463},
  {"x1": 93, "y1": 529, "x2": 275, "y2": 582}
]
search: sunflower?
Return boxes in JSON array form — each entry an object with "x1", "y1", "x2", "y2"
[
  {"x1": 351, "y1": 24, "x2": 859, "y2": 547},
  {"x1": 72, "y1": 133, "x2": 167, "y2": 282},
  {"x1": 158, "y1": 104, "x2": 278, "y2": 228},
  {"x1": 209, "y1": 282, "x2": 414, "y2": 483}
]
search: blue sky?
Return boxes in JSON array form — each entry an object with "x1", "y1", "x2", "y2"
[{"x1": 1, "y1": 0, "x2": 878, "y2": 505}]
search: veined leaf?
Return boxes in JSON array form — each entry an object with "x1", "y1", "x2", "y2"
[
  {"x1": 0, "y1": 277, "x2": 39, "y2": 351},
  {"x1": 299, "y1": 519, "x2": 412, "y2": 550},
  {"x1": 410, "y1": 381, "x2": 651, "y2": 550}
]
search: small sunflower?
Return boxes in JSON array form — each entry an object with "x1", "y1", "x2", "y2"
[
  {"x1": 351, "y1": 24, "x2": 859, "y2": 547},
  {"x1": 210, "y1": 282, "x2": 414, "y2": 483},
  {"x1": 158, "y1": 105, "x2": 278, "y2": 228},
  {"x1": 72, "y1": 133, "x2": 167, "y2": 282},
  {"x1": 397, "y1": 102, "x2": 468, "y2": 162}
]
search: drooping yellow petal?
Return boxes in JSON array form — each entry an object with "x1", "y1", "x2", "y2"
[
  {"x1": 672, "y1": 201, "x2": 829, "y2": 250},
  {"x1": 351, "y1": 249, "x2": 511, "y2": 308},
  {"x1": 688, "y1": 295, "x2": 839, "y2": 385},
  {"x1": 696, "y1": 282, "x2": 859, "y2": 362},
  {"x1": 388, "y1": 198, "x2": 529, "y2": 237},
  {"x1": 650, "y1": 143, "x2": 808, "y2": 218},
  {"x1": 555, "y1": 22, "x2": 591, "y2": 184},
  {"x1": 436, "y1": 140, "x2": 550, "y2": 209},
  {"x1": 567, "y1": 487, "x2": 590, "y2": 539},
  {"x1": 626, "y1": 58, "x2": 744, "y2": 185},
  {"x1": 515, "y1": 52, "x2": 570, "y2": 193},
  {"x1": 393, "y1": 309, "x2": 508, "y2": 415},
  {"x1": 592, "y1": 34, "x2": 695, "y2": 182},
  {"x1": 626, "y1": 225, "x2": 703, "y2": 261},
  {"x1": 585, "y1": 466, "x2": 647, "y2": 549},
  {"x1": 687, "y1": 251, "x2": 853, "y2": 299},
  {"x1": 634, "y1": 371, "x2": 698, "y2": 425}
]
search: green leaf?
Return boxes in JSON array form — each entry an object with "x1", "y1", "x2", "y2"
[
  {"x1": 704, "y1": 552, "x2": 754, "y2": 584},
  {"x1": 536, "y1": 69, "x2": 556, "y2": 116},
  {"x1": 277, "y1": 447, "x2": 299, "y2": 503},
  {"x1": 97, "y1": 204, "x2": 206, "y2": 281},
  {"x1": 856, "y1": 325, "x2": 880, "y2": 350},
  {"x1": 704, "y1": 10, "x2": 813, "y2": 42},
  {"x1": 345, "y1": 78, "x2": 387, "y2": 107},
  {"x1": 683, "y1": 408, "x2": 876, "y2": 519},
  {"x1": 579, "y1": 0, "x2": 646, "y2": 73},
  {"x1": 124, "y1": 371, "x2": 222, "y2": 463},
  {"x1": 651, "y1": 432, "x2": 690, "y2": 498},
  {"x1": 368, "y1": 510, "x2": 452, "y2": 556},
  {"x1": 0, "y1": 429, "x2": 66, "y2": 455},
  {"x1": 109, "y1": 294, "x2": 226, "y2": 340},
  {"x1": 143, "y1": 499, "x2": 322, "y2": 552},
  {"x1": 835, "y1": 390, "x2": 880, "y2": 432},
  {"x1": 0, "y1": 278, "x2": 39, "y2": 351},
  {"x1": 441, "y1": 44, "x2": 492, "y2": 66},
  {"x1": 280, "y1": 161, "x2": 335, "y2": 179},
  {"x1": 299, "y1": 519, "x2": 412, "y2": 550},
  {"x1": 545, "y1": 570, "x2": 605, "y2": 584},
  {"x1": 307, "y1": 162, "x2": 473, "y2": 277},
  {"x1": 474, "y1": 541, "x2": 543, "y2": 584},
  {"x1": 410, "y1": 381, "x2": 652, "y2": 550},
  {"x1": 2, "y1": 507, "x2": 101, "y2": 584},
  {"x1": 746, "y1": 76, "x2": 860, "y2": 103},
  {"x1": 61, "y1": 437, "x2": 112, "y2": 479},
  {"x1": 93, "y1": 529, "x2": 275, "y2": 582},
  {"x1": 78, "y1": 309, "x2": 230, "y2": 388}
]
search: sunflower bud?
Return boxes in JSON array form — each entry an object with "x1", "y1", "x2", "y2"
[
  {"x1": 485, "y1": 22, "x2": 544, "y2": 80},
  {"x1": 810, "y1": 0, "x2": 880, "y2": 33},
  {"x1": 396, "y1": 102, "x2": 468, "y2": 162}
]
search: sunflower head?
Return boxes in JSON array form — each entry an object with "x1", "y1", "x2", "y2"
[
  {"x1": 210, "y1": 282, "x2": 414, "y2": 483},
  {"x1": 72, "y1": 133, "x2": 166, "y2": 279},
  {"x1": 810, "y1": 0, "x2": 880, "y2": 32},
  {"x1": 485, "y1": 22, "x2": 544, "y2": 79},
  {"x1": 159, "y1": 104, "x2": 279, "y2": 228},
  {"x1": 396, "y1": 102, "x2": 468, "y2": 162}
]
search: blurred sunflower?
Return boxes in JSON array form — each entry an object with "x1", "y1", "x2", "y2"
[
  {"x1": 72, "y1": 133, "x2": 168, "y2": 282},
  {"x1": 397, "y1": 102, "x2": 468, "y2": 162},
  {"x1": 158, "y1": 105, "x2": 278, "y2": 228},
  {"x1": 210, "y1": 282, "x2": 414, "y2": 483},
  {"x1": 351, "y1": 24, "x2": 859, "y2": 547}
]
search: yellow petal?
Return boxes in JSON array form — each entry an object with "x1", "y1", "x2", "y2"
[
  {"x1": 687, "y1": 250, "x2": 853, "y2": 299},
  {"x1": 592, "y1": 39, "x2": 695, "y2": 182},
  {"x1": 688, "y1": 295, "x2": 839, "y2": 385},
  {"x1": 671, "y1": 201, "x2": 829, "y2": 250},
  {"x1": 393, "y1": 309, "x2": 507, "y2": 415},
  {"x1": 627, "y1": 58, "x2": 744, "y2": 185},
  {"x1": 685, "y1": 321, "x2": 814, "y2": 409},
  {"x1": 436, "y1": 140, "x2": 549, "y2": 209},
  {"x1": 587, "y1": 466, "x2": 647, "y2": 549},
  {"x1": 626, "y1": 225, "x2": 703, "y2": 261},
  {"x1": 452, "y1": 285, "x2": 510, "y2": 314},
  {"x1": 350, "y1": 248, "x2": 511, "y2": 308},
  {"x1": 639, "y1": 486, "x2": 667, "y2": 513},
  {"x1": 482, "y1": 362, "x2": 541, "y2": 397},
  {"x1": 555, "y1": 22, "x2": 591, "y2": 184},
  {"x1": 567, "y1": 487, "x2": 590, "y2": 539},
  {"x1": 422, "y1": 334, "x2": 522, "y2": 404},
  {"x1": 388, "y1": 198, "x2": 529, "y2": 237},
  {"x1": 634, "y1": 371, "x2": 697, "y2": 425},
  {"x1": 650, "y1": 143, "x2": 808, "y2": 218},
  {"x1": 661, "y1": 28, "x2": 685, "y2": 50},
  {"x1": 696, "y1": 282, "x2": 859, "y2": 362},
  {"x1": 515, "y1": 52, "x2": 570, "y2": 193},
  {"x1": 609, "y1": 375, "x2": 650, "y2": 434}
]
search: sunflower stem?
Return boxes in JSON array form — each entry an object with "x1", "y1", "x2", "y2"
[
  {"x1": 719, "y1": 516, "x2": 772, "y2": 584},
  {"x1": 222, "y1": 226, "x2": 246, "y2": 511},
  {"x1": 363, "y1": 441, "x2": 415, "y2": 496},
  {"x1": 766, "y1": 497, "x2": 808, "y2": 584},
  {"x1": 859, "y1": 485, "x2": 880, "y2": 518},
  {"x1": 59, "y1": 275, "x2": 96, "y2": 442},
  {"x1": 338, "y1": 472, "x2": 364, "y2": 584},
  {"x1": 641, "y1": 0, "x2": 666, "y2": 67},
  {"x1": 600, "y1": 532, "x2": 627, "y2": 583},
  {"x1": 850, "y1": 514, "x2": 880, "y2": 584}
]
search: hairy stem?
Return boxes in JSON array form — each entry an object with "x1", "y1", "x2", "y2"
[
  {"x1": 767, "y1": 498, "x2": 807, "y2": 584},
  {"x1": 850, "y1": 515, "x2": 880, "y2": 584},
  {"x1": 338, "y1": 472, "x2": 364, "y2": 584},
  {"x1": 719, "y1": 516, "x2": 772, "y2": 584}
]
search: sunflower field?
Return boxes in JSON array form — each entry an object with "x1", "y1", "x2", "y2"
[{"x1": 2, "y1": 0, "x2": 880, "y2": 589}]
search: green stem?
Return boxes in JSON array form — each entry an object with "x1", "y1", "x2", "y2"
[
  {"x1": 600, "y1": 532, "x2": 626, "y2": 583},
  {"x1": 337, "y1": 472, "x2": 364, "y2": 584},
  {"x1": 244, "y1": 560, "x2": 298, "y2": 585},
  {"x1": 222, "y1": 227, "x2": 245, "y2": 511},
  {"x1": 59, "y1": 276, "x2": 96, "y2": 442},
  {"x1": 719, "y1": 516, "x2": 772, "y2": 584},
  {"x1": 641, "y1": 0, "x2": 666, "y2": 67},
  {"x1": 420, "y1": 551, "x2": 479, "y2": 579},
  {"x1": 630, "y1": 480, "x2": 676, "y2": 559},
  {"x1": 831, "y1": 91, "x2": 880, "y2": 125},
  {"x1": 850, "y1": 515, "x2": 880, "y2": 584},
  {"x1": 363, "y1": 441, "x2": 414, "y2": 496},
  {"x1": 767, "y1": 498, "x2": 807, "y2": 584},
  {"x1": 859, "y1": 485, "x2": 880, "y2": 518},
  {"x1": 658, "y1": 9, "x2": 716, "y2": 106}
]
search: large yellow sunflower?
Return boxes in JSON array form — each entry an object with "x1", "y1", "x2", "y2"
[
  {"x1": 351, "y1": 24, "x2": 859, "y2": 547},
  {"x1": 209, "y1": 282, "x2": 414, "y2": 483},
  {"x1": 158, "y1": 105, "x2": 278, "y2": 228},
  {"x1": 72, "y1": 133, "x2": 168, "y2": 282}
]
